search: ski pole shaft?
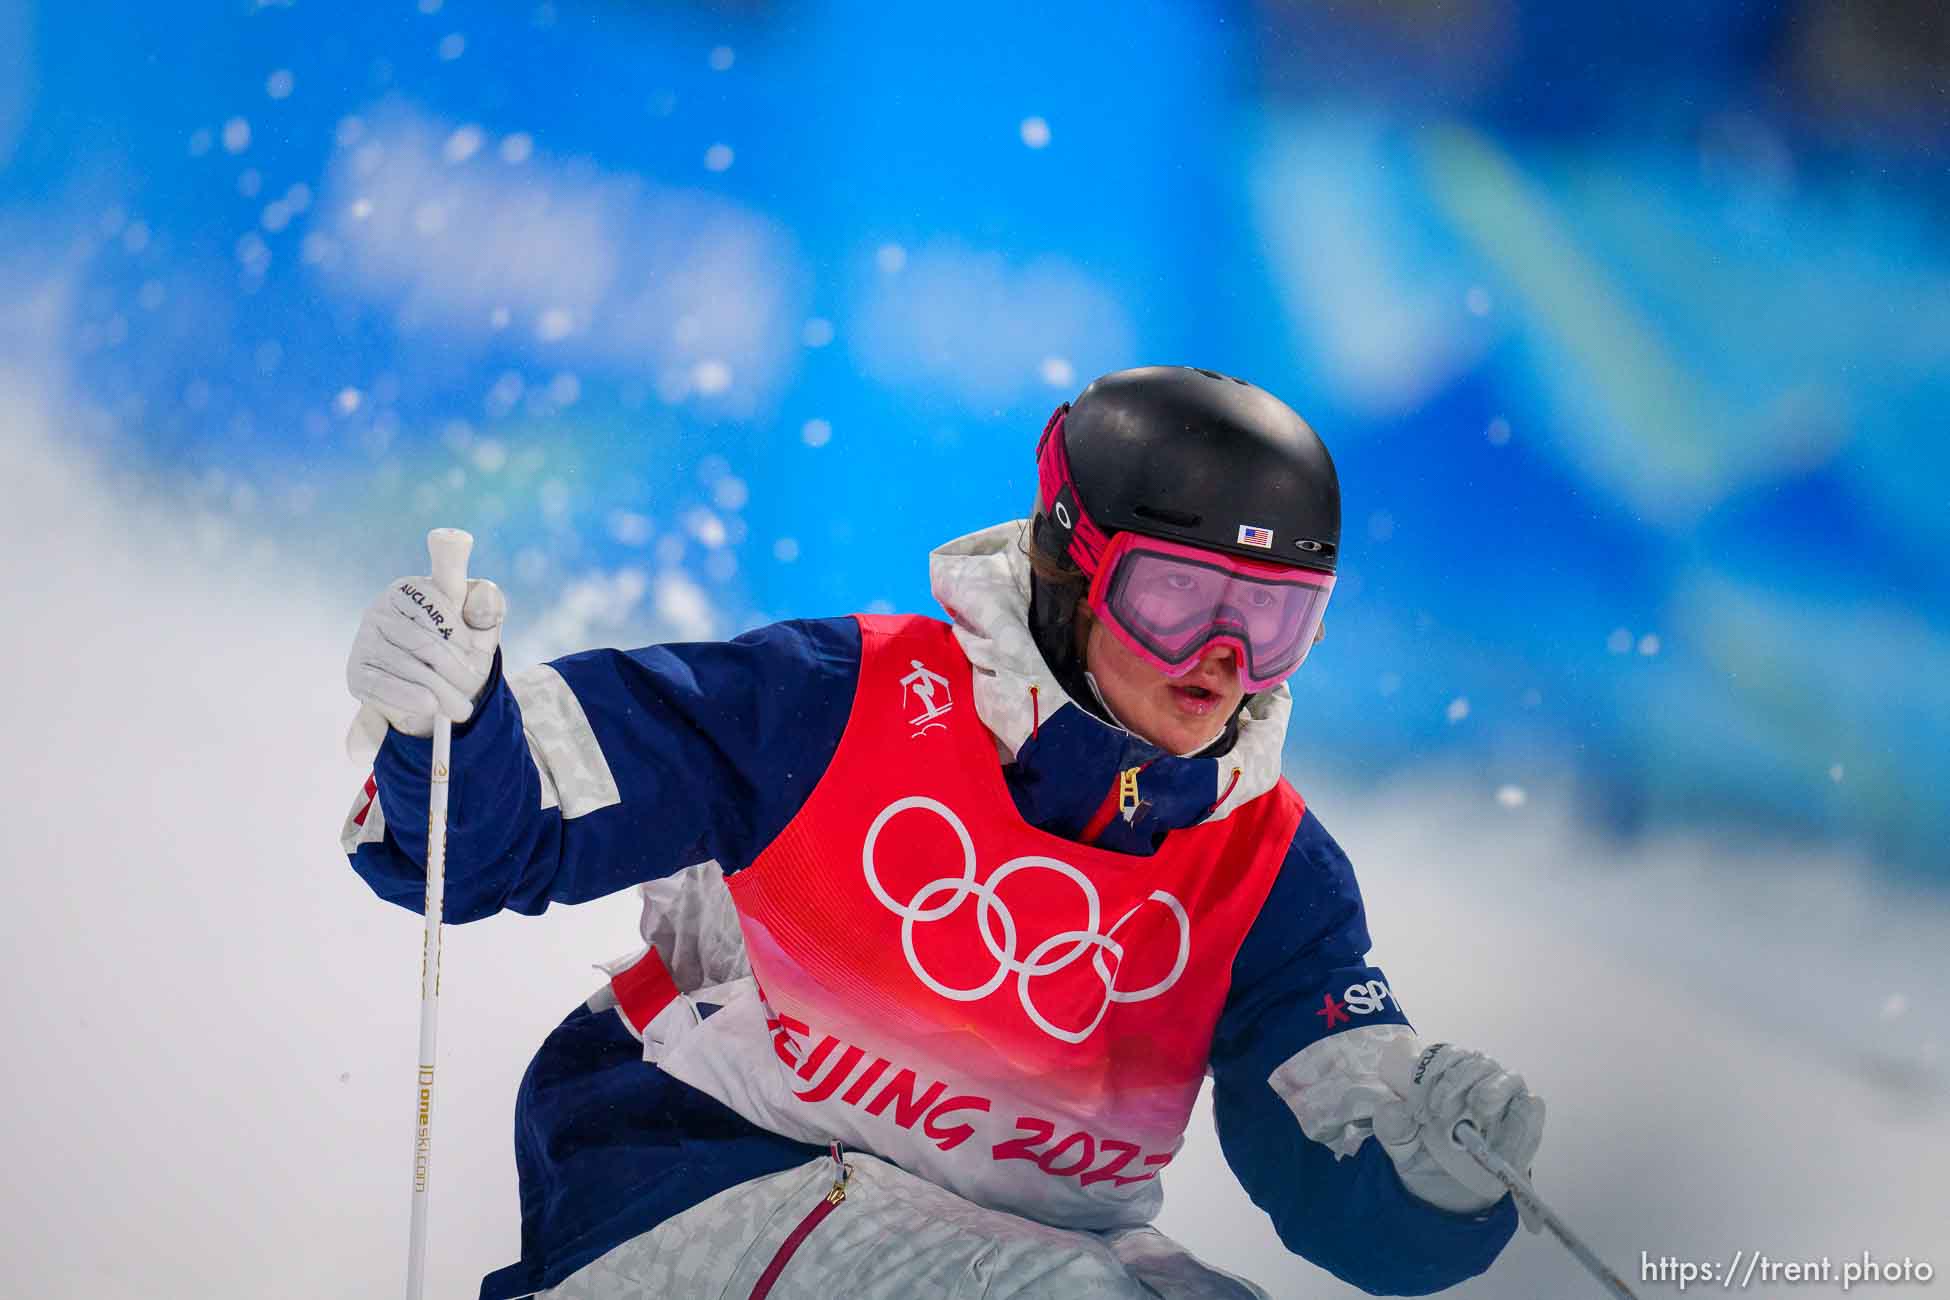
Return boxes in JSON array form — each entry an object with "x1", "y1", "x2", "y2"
[
  {"x1": 1454, "y1": 1120, "x2": 1641, "y2": 1299},
  {"x1": 406, "y1": 527, "x2": 473, "y2": 1300}
]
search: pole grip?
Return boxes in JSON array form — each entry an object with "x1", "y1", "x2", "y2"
[{"x1": 427, "y1": 527, "x2": 473, "y2": 610}]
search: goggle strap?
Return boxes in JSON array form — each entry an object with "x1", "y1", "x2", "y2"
[{"x1": 1034, "y1": 406, "x2": 1112, "y2": 574}]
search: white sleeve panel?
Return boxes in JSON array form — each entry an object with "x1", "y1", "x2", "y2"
[
  {"x1": 1266, "y1": 1023, "x2": 1420, "y2": 1160},
  {"x1": 339, "y1": 778, "x2": 388, "y2": 854},
  {"x1": 506, "y1": 663, "x2": 622, "y2": 820}
]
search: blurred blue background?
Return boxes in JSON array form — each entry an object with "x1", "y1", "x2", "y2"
[{"x1": 3, "y1": 0, "x2": 1945, "y2": 876}]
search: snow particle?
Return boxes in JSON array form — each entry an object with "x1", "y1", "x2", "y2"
[
  {"x1": 802, "y1": 317, "x2": 835, "y2": 348},
  {"x1": 1607, "y1": 627, "x2": 1634, "y2": 655},
  {"x1": 1486, "y1": 417, "x2": 1511, "y2": 446},
  {"x1": 122, "y1": 221, "x2": 151, "y2": 253},
  {"x1": 485, "y1": 372, "x2": 523, "y2": 414},
  {"x1": 188, "y1": 127, "x2": 214, "y2": 157},
  {"x1": 334, "y1": 387, "x2": 364, "y2": 415},
  {"x1": 687, "y1": 508, "x2": 729, "y2": 549},
  {"x1": 261, "y1": 200, "x2": 292, "y2": 232},
  {"x1": 1377, "y1": 672, "x2": 1401, "y2": 697},
  {"x1": 235, "y1": 232, "x2": 272, "y2": 275},
  {"x1": 489, "y1": 305, "x2": 510, "y2": 329},
  {"x1": 708, "y1": 45, "x2": 735, "y2": 72},
  {"x1": 301, "y1": 233, "x2": 338, "y2": 266},
  {"x1": 335, "y1": 116, "x2": 367, "y2": 148},
  {"x1": 413, "y1": 200, "x2": 449, "y2": 237},
  {"x1": 137, "y1": 280, "x2": 166, "y2": 310},
  {"x1": 536, "y1": 307, "x2": 574, "y2": 341},
  {"x1": 656, "y1": 571, "x2": 715, "y2": 640},
  {"x1": 1367, "y1": 511, "x2": 1395, "y2": 542},
  {"x1": 254, "y1": 341, "x2": 283, "y2": 374},
  {"x1": 222, "y1": 117, "x2": 252, "y2": 154},
  {"x1": 266, "y1": 69, "x2": 295, "y2": 100},
  {"x1": 1039, "y1": 357, "x2": 1075, "y2": 388},
  {"x1": 608, "y1": 510, "x2": 654, "y2": 546},
  {"x1": 418, "y1": 0, "x2": 443, "y2": 12},
  {"x1": 692, "y1": 359, "x2": 733, "y2": 395},
  {"x1": 548, "y1": 372, "x2": 581, "y2": 406},
  {"x1": 773, "y1": 537, "x2": 800, "y2": 563},
  {"x1": 499, "y1": 132, "x2": 534, "y2": 164},
  {"x1": 350, "y1": 197, "x2": 375, "y2": 221},
  {"x1": 1829, "y1": 763, "x2": 1845, "y2": 783},
  {"x1": 438, "y1": 32, "x2": 466, "y2": 61},
  {"x1": 1465, "y1": 286, "x2": 1492, "y2": 316},
  {"x1": 1495, "y1": 784, "x2": 1528, "y2": 808},
  {"x1": 801, "y1": 418, "x2": 832, "y2": 448},
  {"x1": 713, "y1": 476, "x2": 749, "y2": 511},
  {"x1": 875, "y1": 243, "x2": 907, "y2": 274},
  {"x1": 1879, "y1": 993, "x2": 1908, "y2": 1021},
  {"x1": 1020, "y1": 116, "x2": 1051, "y2": 149},
  {"x1": 1637, "y1": 633, "x2": 1661, "y2": 656},
  {"x1": 703, "y1": 143, "x2": 734, "y2": 172},
  {"x1": 238, "y1": 169, "x2": 263, "y2": 198},
  {"x1": 1445, "y1": 696, "x2": 1471, "y2": 723},
  {"x1": 444, "y1": 124, "x2": 486, "y2": 164},
  {"x1": 472, "y1": 439, "x2": 507, "y2": 473}
]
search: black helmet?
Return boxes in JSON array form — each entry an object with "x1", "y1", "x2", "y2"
[{"x1": 1032, "y1": 365, "x2": 1340, "y2": 578}]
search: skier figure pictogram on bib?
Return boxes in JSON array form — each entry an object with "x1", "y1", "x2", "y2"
[{"x1": 900, "y1": 658, "x2": 954, "y2": 733}]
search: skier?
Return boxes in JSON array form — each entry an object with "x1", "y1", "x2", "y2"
[{"x1": 343, "y1": 366, "x2": 1545, "y2": 1298}]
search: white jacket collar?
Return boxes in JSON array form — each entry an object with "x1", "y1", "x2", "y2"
[{"x1": 927, "y1": 521, "x2": 1291, "y2": 823}]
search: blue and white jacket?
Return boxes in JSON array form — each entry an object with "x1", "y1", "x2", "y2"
[{"x1": 342, "y1": 522, "x2": 1517, "y2": 1297}]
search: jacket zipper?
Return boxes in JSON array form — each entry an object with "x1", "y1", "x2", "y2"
[
  {"x1": 1078, "y1": 762, "x2": 1150, "y2": 845},
  {"x1": 748, "y1": 1143, "x2": 850, "y2": 1300}
]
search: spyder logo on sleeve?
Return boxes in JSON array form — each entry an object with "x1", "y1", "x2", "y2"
[{"x1": 1314, "y1": 979, "x2": 1396, "y2": 1029}]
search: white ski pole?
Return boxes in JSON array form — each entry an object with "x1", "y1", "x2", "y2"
[
  {"x1": 405, "y1": 526, "x2": 473, "y2": 1300},
  {"x1": 1453, "y1": 1119, "x2": 1642, "y2": 1299}
]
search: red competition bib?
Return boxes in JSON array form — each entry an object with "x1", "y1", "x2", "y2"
[{"x1": 726, "y1": 614, "x2": 1301, "y2": 1225}]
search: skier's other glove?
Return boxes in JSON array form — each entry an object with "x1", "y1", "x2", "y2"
[
  {"x1": 346, "y1": 574, "x2": 507, "y2": 740},
  {"x1": 1374, "y1": 1039, "x2": 1545, "y2": 1228}
]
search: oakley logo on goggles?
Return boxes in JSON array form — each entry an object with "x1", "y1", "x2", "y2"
[{"x1": 1036, "y1": 405, "x2": 1334, "y2": 693}]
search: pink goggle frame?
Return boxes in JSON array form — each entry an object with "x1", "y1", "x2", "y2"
[{"x1": 1037, "y1": 406, "x2": 1334, "y2": 692}]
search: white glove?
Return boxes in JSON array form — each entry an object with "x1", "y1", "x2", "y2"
[
  {"x1": 345, "y1": 574, "x2": 506, "y2": 742},
  {"x1": 1374, "y1": 1039, "x2": 1545, "y2": 1226}
]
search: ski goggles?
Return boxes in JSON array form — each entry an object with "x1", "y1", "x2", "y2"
[{"x1": 1086, "y1": 532, "x2": 1334, "y2": 691}]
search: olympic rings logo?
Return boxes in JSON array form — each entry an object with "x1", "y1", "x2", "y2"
[{"x1": 861, "y1": 796, "x2": 1192, "y2": 1044}]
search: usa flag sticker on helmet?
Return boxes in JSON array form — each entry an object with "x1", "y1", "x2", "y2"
[{"x1": 1237, "y1": 523, "x2": 1274, "y2": 549}]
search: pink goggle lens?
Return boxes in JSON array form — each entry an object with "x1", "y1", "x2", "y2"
[{"x1": 1093, "y1": 538, "x2": 1333, "y2": 691}]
